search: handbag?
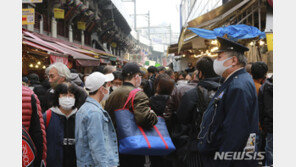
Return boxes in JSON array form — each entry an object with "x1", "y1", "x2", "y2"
[{"x1": 114, "y1": 89, "x2": 176, "y2": 155}]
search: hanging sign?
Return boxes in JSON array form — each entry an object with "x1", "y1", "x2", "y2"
[
  {"x1": 77, "y1": 21, "x2": 86, "y2": 30},
  {"x1": 111, "y1": 42, "x2": 117, "y2": 48},
  {"x1": 54, "y1": 8, "x2": 64, "y2": 19},
  {"x1": 266, "y1": 33, "x2": 273, "y2": 51},
  {"x1": 22, "y1": 0, "x2": 42, "y2": 3},
  {"x1": 22, "y1": 8, "x2": 35, "y2": 25}
]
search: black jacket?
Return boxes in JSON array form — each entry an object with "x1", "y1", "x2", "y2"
[
  {"x1": 31, "y1": 83, "x2": 49, "y2": 113},
  {"x1": 43, "y1": 108, "x2": 77, "y2": 167},
  {"x1": 175, "y1": 77, "x2": 220, "y2": 153},
  {"x1": 143, "y1": 75, "x2": 156, "y2": 98},
  {"x1": 149, "y1": 94, "x2": 170, "y2": 116},
  {"x1": 177, "y1": 77, "x2": 221, "y2": 124},
  {"x1": 258, "y1": 76, "x2": 273, "y2": 133}
]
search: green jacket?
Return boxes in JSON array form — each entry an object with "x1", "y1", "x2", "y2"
[{"x1": 105, "y1": 82, "x2": 158, "y2": 129}]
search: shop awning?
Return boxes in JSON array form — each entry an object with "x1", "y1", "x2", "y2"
[
  {"x1": 23, "y1": 39, "x2": 60, "y2": 55},
  {"x1": 25, "y1": 29, "x2": 114, "y2": 57},
  {"x1": 55, "y1": 42, "x2": 98, "y2": 57},
  {"x1": 48, "y1": 42, "x2": 98, "y2": 61},
  {"x1": 167, "y1": 42, "x2": 193, "y2": 55},
  {"x1": 177, "y1": 0, "x2": 255, "y2": 53},
  {"x1": 23, "y1": 30, "x2": 67, "y2": 54},
  {"x1": 76, "y1": 59, "x2": 100, "y2": 67}
]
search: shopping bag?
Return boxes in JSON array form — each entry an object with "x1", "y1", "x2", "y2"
[{"x1": 114, "y1": 89, "x2": 176, "y2": 155}]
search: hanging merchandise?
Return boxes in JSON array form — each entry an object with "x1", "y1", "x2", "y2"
[{"x1": 188, "y1": 24, "x2": 266, "y2": 40}]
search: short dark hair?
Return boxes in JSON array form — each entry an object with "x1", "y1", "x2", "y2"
[
  {"x1": 123, "y1": 73, "x2": 138, "y2": 82},
  {"x1": 88, "y1": 89, "x2": 99, "y2": 96},
  {"x1": 148, "y1": 66, "x2": 157, "y2": 74},
  {"x1": 178, "y1": 71, "x2": 187, "y2": 79},
  {"x1": 157, "y1": 66, "x2": 165, "y2": 72},
  {"x1": 112, "y1": 71, "x2": 123, "y2": 81},
  {"x1": 165, "y1": 69, "x2": 174, "y2": 76},
  {"x1": 92, "y1": 65, "x2": 105, "y2": 73},
  {"x1": 196, "y1": 56, "x2": 218, "y2": 78},
  {"x1": 53, "y1": 82, "x2": 81, "y2": 109},
  {"x1": 154, "y1": 74, "x2": 175, "y2": 95},
  {"x1": 251, "y1": 61, "x2": 268, "y2": 79}
]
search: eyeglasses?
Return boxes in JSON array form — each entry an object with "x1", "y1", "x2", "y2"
[{"x1": 48, "y1": 74, "x2": 56, "y2": 79}]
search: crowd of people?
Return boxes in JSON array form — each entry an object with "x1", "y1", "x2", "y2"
[{"x1": 22, "y1": 37, "x2": 273, "y2": 167}]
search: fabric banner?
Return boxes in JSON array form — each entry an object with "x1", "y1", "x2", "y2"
[
  {"x1": 266, "y1": 33, "x2": 273, "y2": 51},
  {"x1": 188, "y1": 24, "x2": 266, "y2": 40},
  {"x1": 50, "y1": 55, "x2": 68, "y2": 66}
]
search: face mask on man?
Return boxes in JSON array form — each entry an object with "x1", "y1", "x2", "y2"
[
  {"x1": 213, "y1": 56, "x2": 233, "y2": 76},
  {"x1": 59, "y1": 97, "x2": 75, "y2": 110},
  {"x1": 102, "y1": 86, "x2": 110, "y2": 101},
  {"x1": 135, "y1": 75, "x2": 142, "y2": 88}
]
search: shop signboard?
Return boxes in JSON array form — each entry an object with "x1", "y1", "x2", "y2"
[
  {"x1": 77, "y1": 21, "x2": 86, "y2": 30},
  {"x1": 266, "y1": 33, "x2": 273, "y2": 51},
  {"x1": 54, "y1": 8, "x2": 64, "y2": 19},
  {"x1": 22, "y1": 8, "x2": 35, "y2": 25},
  {"x1": 22, "y1": 0, "x2": 42, "y2": 3}
]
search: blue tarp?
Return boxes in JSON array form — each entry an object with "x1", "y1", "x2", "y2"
[{"x1": 188, "y1": 24, "x2": 266, "y2": 40}]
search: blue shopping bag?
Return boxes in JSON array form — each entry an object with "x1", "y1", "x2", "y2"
[{"x1": 114, "y1": 89, "x2": 176, "y2": 155}]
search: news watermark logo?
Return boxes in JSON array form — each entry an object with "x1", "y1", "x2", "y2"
[{"x1": 214, "y1": 151, "x2": 265, "y2": 161}]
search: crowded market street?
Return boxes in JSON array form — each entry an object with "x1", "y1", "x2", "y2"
[{"x1": 22, "y1": 0, "x2": 273, "y2": 167}]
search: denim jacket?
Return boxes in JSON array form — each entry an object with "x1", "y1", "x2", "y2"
[{"x1": 75, "y1": 97, "x2": 119, "y2": 167}]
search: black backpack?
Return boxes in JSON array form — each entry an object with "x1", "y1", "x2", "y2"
[
  {"x1": 191, "y1": 85, "x2": 217, "y2": 138},
  {"x1": 22, "y1": 125, "x2": 37, "y2": 167}
]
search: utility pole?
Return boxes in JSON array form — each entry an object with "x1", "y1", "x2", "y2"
[
  {"x1": 169, "y1": 24, "x2": 172, "y2": 45},
  {"x1": 148, "y1": 11, "x2": 151, "y2": 46},
  {"x1": 134, "y1": 0, "x2": 137, "y2": 31},
  {"x1": 122, "y1": 0, "x2": 137, "y2": 32}
]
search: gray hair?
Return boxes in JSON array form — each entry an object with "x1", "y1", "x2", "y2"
[
  {"x1": 48, "y1": 62, "x2": 71, "y2": 80},
  {"x1": 226, "y1": 51, "x2": 247, "y2": 67},
  {"x1": 103, "y1": 65, "x2": 116, "y2": 74}
]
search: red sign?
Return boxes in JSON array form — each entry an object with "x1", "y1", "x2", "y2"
[{"x1": 22, "y1": 140, "x2": 35, "y2": 167}]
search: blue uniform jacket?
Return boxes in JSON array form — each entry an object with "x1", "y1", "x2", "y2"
[{"x1": 197, "y1": 68, "x2": 259, "y2": 167}]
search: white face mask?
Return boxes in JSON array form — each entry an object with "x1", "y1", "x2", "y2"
[
  {"x1": 102, "y1": 87, "x2": 110, "y2": 101},
  {"x1": 59, "y1": 97, "x2": 75, "y2": 110},
  {"x1": 135, "y1": 75, "x2": 142, "y2": 88},
  {"x1": 213, "y1": 56, "x2": 233, "y2": 76}
]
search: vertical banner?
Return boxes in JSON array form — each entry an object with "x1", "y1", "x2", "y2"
[
  {"x1": 266, "y1": 33, "x2": 273, "y2": 51},
  {"x1": 77, "y1": 21, "x2": 86, "y2": 30},
  {"x1": 22, "y1": 8, "x2": 35, "y2": 25},
  {"x1": 54, "y1": 8, "x2": 65, "y2": 19}
]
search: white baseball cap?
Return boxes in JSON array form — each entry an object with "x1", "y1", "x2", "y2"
[{"x1": 85, "y1": 72, "x2": 114, "y2": 93}]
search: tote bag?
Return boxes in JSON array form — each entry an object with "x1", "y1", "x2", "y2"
[{"x1": 114, "y1": 89, "x2": 175, "y2": 155}]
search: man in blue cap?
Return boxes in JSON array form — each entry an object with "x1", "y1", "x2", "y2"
[{"x1": 197, "y1": 37, "x2": 259, "y2": 167}]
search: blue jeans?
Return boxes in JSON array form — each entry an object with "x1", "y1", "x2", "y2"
[{"x1": 265, "y1": 133, "x2": 273, "y2": 166}]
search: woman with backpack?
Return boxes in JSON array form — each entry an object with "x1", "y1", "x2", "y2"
[{"x1": 43, "y1": 82, "x2": 85, "y2": 167}]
